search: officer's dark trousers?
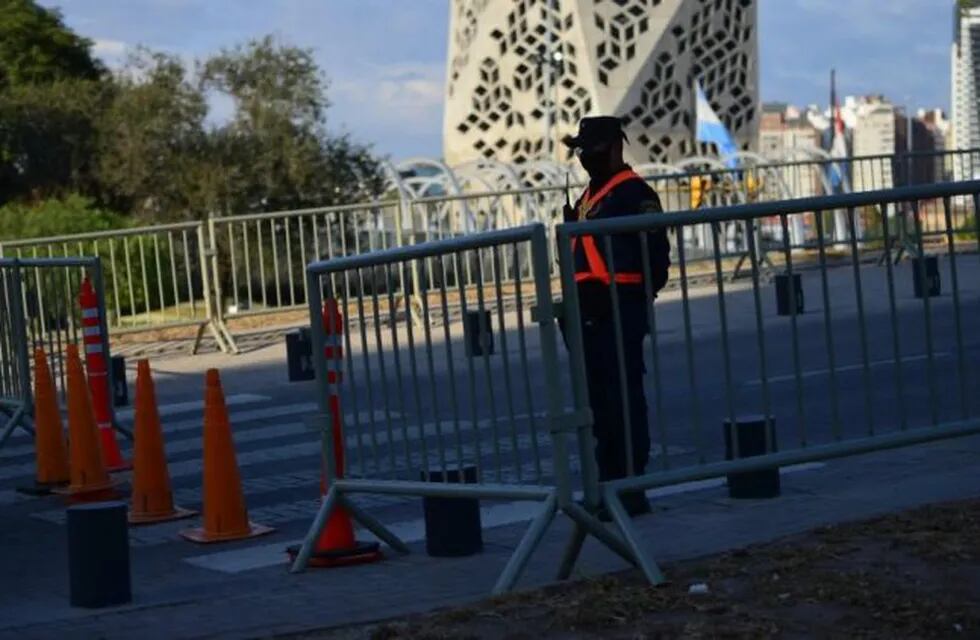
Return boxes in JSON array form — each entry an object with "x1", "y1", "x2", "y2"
[{"x1": 579, "y1": 300, "x2": 651, "y2": 482}]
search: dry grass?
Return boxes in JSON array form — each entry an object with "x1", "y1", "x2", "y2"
[{"x1": 287, "y1": 498, "x2": 980, "y2": 640}]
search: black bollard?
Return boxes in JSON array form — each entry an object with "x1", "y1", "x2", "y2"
[
  {"x1": 111, "y1": 356, "x2": 128, "y2": 407},
  {"x1": 774, "y1": 273, "x2": 804, "y2": 316},
  {"x1": 912, "y1": 256, "x2": 940, "y2": 298},
  {"x1": 285, "y1": 327, "x2": 315, "y2": 382},
  {"x1": 723, "y1": 416, "x2": 780, "y2": 499},
  {"x1": 420, "y1": 465, "x2": 483, "y2": 557},
  {"x1": 464, "y1": 310, "x2": 493, "y2": 357},
  {"x1": 67, "y1": 501, "x2": 131, "y2": 608}
]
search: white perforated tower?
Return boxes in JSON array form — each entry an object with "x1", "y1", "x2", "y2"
[{"x1": 443, "y1": 0, "x2": 759, "y2": 166}]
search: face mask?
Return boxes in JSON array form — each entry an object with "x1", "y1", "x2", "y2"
[{"x1": 578, "y1": 147, "x2": 609, "y2": 176}]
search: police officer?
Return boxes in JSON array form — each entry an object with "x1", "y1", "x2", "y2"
[{"x1": 560, "y1": 116, "x2": 671, "y2": 516}]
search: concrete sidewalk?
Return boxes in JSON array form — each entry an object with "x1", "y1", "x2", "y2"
[{"x1": 1, "y1": 434, "x2": 977, "y2": 640}]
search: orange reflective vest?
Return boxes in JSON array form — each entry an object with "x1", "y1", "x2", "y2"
[{"x1": 572, "y1": 169, "x2": 646, "y2": 285}]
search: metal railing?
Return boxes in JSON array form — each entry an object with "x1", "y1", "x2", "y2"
[
  {"x1": 0, "y1": 223, "x2": 233, "y2": 353},
  {"x1": 555, "y1": 179, "x2": 980, "y2": 584},
  {"x1": 1, "y1": 149, "x2": 977, "y2": 355},
  {"x1": 0, "y1": 260, "x2": 32, "y2": 447},
  {"x1": 290, "y1": 224, "x2": 637, "y2": 593},
  {"x1": 0, "y1": 257, "x2": 118, "y2": 448}
]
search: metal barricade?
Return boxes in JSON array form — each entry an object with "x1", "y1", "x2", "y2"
[
  {"x1": 2, "y1": 150, "x2": 977, "y2": 360},
  {"x1": 556, "y1": 180, "x2": 980, "y2": 585},
  {"x1": 290, "y1": 224, "x2": 636, "y2": 593},
  {"x1": 0, "y1": 223, "x2": 231, "y2": 354},
  {"x1": 0, "y1": 257, "x2": 123, "y2": 448},
  {"x1": 0, "y1": 261, "x2": 32, "y2": 447},
  {"x1": 210, "y1": 201, "x2": 403, "y2": 338}
]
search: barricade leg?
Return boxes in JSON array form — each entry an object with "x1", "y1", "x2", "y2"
[
  {"x1": 340, "y1": 495, "x2": 410, "y2": 554},
  {"x1": 562, "y1": 502, "x2": 637, "y2": 568},
  {"x1": 493, "y1": 492, "x2": 558, "y2": 594},
  {"x1": 290, "y1": 487, "x2": 337, "y2": 572},
  {"x1": 0, "y1": 406, "x2": 28, "y2": 447},
  {"x1": 213, "y1": 319, "x2": 239, "y2": 355},
  {"x1": 603, "y1": 485, "x2": 666, "y2": 585},
  {"x1": 191, "y1": 320, "x2": 237, "y2": 356},
  {"x1": 556, "y1": 523, "x2": 587, "y2": 581}
]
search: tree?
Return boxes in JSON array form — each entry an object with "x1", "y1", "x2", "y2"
[
  {"x1": 0, "y1": 1, "x2": 108, "y2": 203},
  {"x1": 0, "y1": 0, "x2": 104, "y2": 90},
  {"x1": 200, "y1": 35, "x2": 327, "y2": 134},
  {"x1": 0, "y1": 78, "x2": 107, "y2": 202},
  {"x1": 199, "y1": 36, "x2": 332, "y2": 213},
  {"x1": 96, "y1": 49, "x2": 207, "y2": 221},
  {"x1": 199, "y1": 36, "x2": 384, "y2": 214},
  {"x1": 1, "y1": 25, "x2": 385, "y2": 229}
]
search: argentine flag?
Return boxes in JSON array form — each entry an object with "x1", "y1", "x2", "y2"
[{"x1": 695, "y1": 80, "x2": 739, "y2": 169}]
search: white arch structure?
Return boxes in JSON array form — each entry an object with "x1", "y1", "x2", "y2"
[{"x1": 386, "y1": 147, "x2": 857, "y2": 235}]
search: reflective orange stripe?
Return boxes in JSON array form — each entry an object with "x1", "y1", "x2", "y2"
[
  {"x1": 574, "y1": 237, "x2": 643, "y2": 284},
  {"x1": 572, "y1": 169, "x2": 645, "y2": 286}
]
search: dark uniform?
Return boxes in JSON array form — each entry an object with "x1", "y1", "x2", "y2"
[{"x1": 560, "y1": 117, "x2": 671, "y2": 486}]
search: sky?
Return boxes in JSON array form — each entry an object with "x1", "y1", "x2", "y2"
[{"x1": 38, "y1": 0, "x2": 954, "y2": 161}]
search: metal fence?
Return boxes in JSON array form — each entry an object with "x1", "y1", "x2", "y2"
[
  {"x1": 290, "y1": 224, "x2": 638, "y2": 593},
  {"x1": 0, "y1": 261, "x2": 31, "y2": 447},
  {"x1": 1, "y1": 149, "x2": 978, "y2": 354},
  {"x1": 555, "y1": 179, "x2": 980, "y2": 584},
  {"x1": 0, "y1": 223, "x2": 233, "y2": 353},
  {"x1": 0, "y1": 257, "x2": 118, "y2": 449}
]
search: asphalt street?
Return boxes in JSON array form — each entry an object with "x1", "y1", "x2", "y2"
[{"x1": 1, "y1": 251, "x2": 977, "y2": 636}]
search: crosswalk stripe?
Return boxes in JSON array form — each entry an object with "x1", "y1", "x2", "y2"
[
  {"x1": 115, "y1": 394, "x2": 270, "y2": 421},
  {"x1": 0, "y1": 402, "x2": 323, "y2": 478},
  {"x1": 0, "y1": 394, "x2": 280, "y2": 461}
]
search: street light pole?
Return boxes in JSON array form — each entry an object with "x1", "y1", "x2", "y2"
[
  {"x1": 535, "y1": 49, "x2": 564, "y2": 162},
  {"x1": 544, "y1": 53, "x2": 553, "y2": 160}
]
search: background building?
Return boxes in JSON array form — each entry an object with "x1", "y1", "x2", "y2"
[
  {"x1": 951, "y1": 2, "x2": 980, "y2": 178},
  {"x1": 759, "y1": 103, "x2": 821, "y2": 156},
  {"x1": 758, "y1": 102, "x2": 823, "y2": 196},
  {"x1": 850, "y1": 96, "x2": 896, "y2": 191},
  {"x1": 443, "y1": 0, "x2": 759, "y2": 166}
]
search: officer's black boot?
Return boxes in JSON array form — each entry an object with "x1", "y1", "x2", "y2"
[{"x1": 620, "y1": 490, "x2": 651, "y2": 517}]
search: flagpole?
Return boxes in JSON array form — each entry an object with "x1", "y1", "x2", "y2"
[
  {"x1": 689, "y1": 71, "x2": 697, "y2": 157},
  {"x1": 827, "y1": 69, "x2": 837, "y2": 150}
]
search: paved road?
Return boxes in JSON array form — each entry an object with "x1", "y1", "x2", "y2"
[{"x1": 0, "y1": 252, "x2": 977, "y2": 636}]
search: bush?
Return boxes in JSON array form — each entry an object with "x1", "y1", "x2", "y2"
[{"x1": 0, "y1": 194, "x2": 127, "y2": 241}]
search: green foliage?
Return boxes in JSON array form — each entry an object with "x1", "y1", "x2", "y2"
[
  {"x1": 0, "y1": 0, "x2": 104, "y2": 89},
  {"x1": 96, "y1": 48, "x2": 207, "y2": 221},
  {"x1": 201, "y1": 35, "x2": 328, "y2": 131},
  {"x1": 0, "y1": 4, "x2": 385, "y2": 230},
  {"x1": 198, "y1": 36, "x2": 384, "y2": 216},
  {"x1": 0, "y1": 193, "x2": 126, "y2": 240},
  {"x1": 0, "y1": 78, "x2": 108, "y2": 200},
  {"x1": 0, "y1": 196, "x2": 177, "y2": 321}
]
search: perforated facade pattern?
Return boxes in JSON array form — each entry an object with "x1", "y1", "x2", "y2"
[{"x1": 443, "y1": 0, "x2": 759, "y2": 166}]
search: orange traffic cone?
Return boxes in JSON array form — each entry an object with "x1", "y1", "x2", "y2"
[
  {"x1": 179, "y1": 369, "x2": 273, "y2": 543},
  {"x1": 79, "y1": 277, "x2": 130, "y2": 472},
  {"x1": 129, "y1": 360, "x2": 196, "y2": 524},
  {"x1": 285, "y1": 474, "x2": 382, "y2": 568},
  {"x1": 286, "y1": 298, "x2": 381, "y2": 568},
  {"x1": 18, "y1": 349, "x2": 70, "y2": 495},
  {"x1": 55, "y1": 344, "x2": 119, "y2": 502}
]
